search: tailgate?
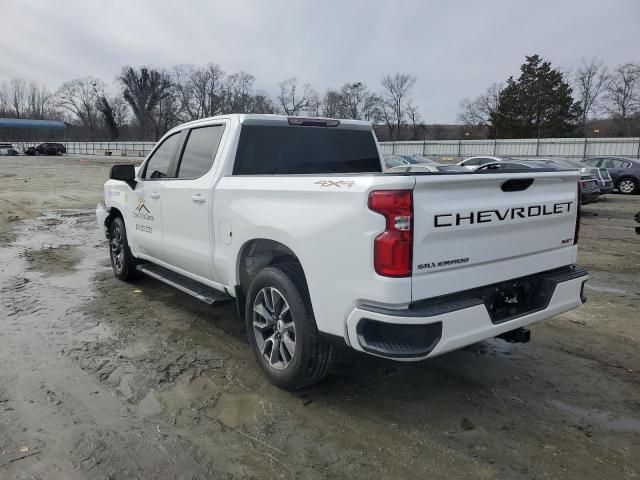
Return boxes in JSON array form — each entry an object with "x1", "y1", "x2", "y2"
[{"x1": 411, "y1": 171, "x2": 580, "y2": 300}]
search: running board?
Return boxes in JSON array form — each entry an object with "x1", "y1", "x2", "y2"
[{"x1": 136, "y1": 263, "x2": 232, "y2": 305}]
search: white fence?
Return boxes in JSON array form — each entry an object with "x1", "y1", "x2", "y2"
[
  {"x1": 7, "y1": 136, "x2": 640, "y2": 159},
  {"x1": 61, "y1": 141, "x2": 156, "y2": 156},
  {"x1": 9, "y1": 140, "x2": 157, "y2": 157},
  {"x1": 379, "y1": 137, "x2": 640, "y2": 159}
]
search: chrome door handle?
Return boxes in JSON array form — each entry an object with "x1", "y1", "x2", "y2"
[
  {"x1": 191, "y1": 194, "x2": 206, "y2": 203},
  {"x1": 149, "y1": 192, "x2": 160, "y2": 199}
]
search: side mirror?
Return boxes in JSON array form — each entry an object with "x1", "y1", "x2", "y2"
[{"x1": 110, "y1": 164, "x2": 137, "y2": 189}]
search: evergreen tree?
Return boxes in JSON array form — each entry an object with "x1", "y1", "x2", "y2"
[{"x1": 491, "y1": 55, "x2": 581, "y2": 138}]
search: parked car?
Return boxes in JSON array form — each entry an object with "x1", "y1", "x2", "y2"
[
  {"x1": 97, "y1": 114, "x2": 587, "y2": 390},
  {"x1": 582, "y1": 157, "x2": 640, "y2": 195},
  {"x1": 386, "y1": 164, "x2": 469, "y2": 173},
  {"x1": 0, "y1": 143, "x2": 19, "y2": 155},
  {"x1": 458, "y1": 156, "x2": 510, "y2": 171},
  {"x1": 383, "y1": 154, "x2": 437, "y2": 167},
  {"x1": 384, "y1": 155, "x2": 467, "y2": 172},
  {"x1": 24, "y1": 142, "x2": 66, "y2": 156},
  {"x1": 475, "y1": 160, "x2": 555, "y2": 171},
  {"x1": 479, "y1": 159, "x2": 601, "y2": 204}
]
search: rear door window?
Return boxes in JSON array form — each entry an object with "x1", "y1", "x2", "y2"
[
  {"x1": 601, "y1": 158, "x2": 630, "y2": 169},
  {"x1": 143, "y1": 133, "x2": 180, "y2": 179},
  {"x1": 177, "y1": 125, "x2": 225, "y2": 179},
  {"x1": 463, "y1": 158, "x2": 483, "y2": 166},
  {"x1": 584, "y1": 158, "x2": 602, "y2": 167},
  {"x1": 233, "y1": 125, "x2": 381, "y2": 175}
]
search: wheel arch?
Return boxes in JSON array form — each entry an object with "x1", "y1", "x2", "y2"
[
  {"x1": 234, "y1": 238, "x2": 308, "y2": 319},
  {"x1": 104, "y1": 206, "x2": 124, "y2": 233}
]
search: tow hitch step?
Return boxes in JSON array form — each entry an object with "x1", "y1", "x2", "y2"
[{"x1": 136, "y1": 264, "x2": 233, "y2": 305}]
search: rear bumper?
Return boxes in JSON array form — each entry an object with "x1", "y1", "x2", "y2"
[
  {"x1": 581, "y1": 191, "x2": 600, "y2": 204},
  {"x1": 345, "y1": 266, "x2": 588, "y2": 360},
  {"x1": 599, "y1": 181, "x2": 613, "y2": 194}
]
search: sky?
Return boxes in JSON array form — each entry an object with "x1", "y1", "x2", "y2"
[{"x1": 1, "y1": 0, "x2": 639, "y2": 123}]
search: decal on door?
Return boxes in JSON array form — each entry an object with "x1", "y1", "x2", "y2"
[{"x1": 132, "y1": 194, "x2": 154, "y2": 221}]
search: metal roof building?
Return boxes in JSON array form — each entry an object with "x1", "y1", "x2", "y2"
[{"x1": 0, "y1": 118, "x2": 65, "y2": 129}]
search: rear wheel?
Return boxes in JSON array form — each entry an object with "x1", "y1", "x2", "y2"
[
  {"x1": 57, "y1": 149, "x2": 63, "y2": 156},
  {"x1": 108, "y1": 217, "x2": 138, "y2": 281},
  {"x1": 245, "y1": 263, "x2": 335, "y2": 390},
  {"x1": 618, "y1": 177, "x2": 638, "y2": 195}
]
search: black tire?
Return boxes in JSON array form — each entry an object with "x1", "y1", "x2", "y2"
[
  {"x1": 57, "y1": 149, "x2": 63, "y2": 156},
  {"x1": 108, "y1": 217, "x2": 138, "y2": 281},
  {"x1": 245, "y1": 263, "x2": 335, "y2": 390},
  {"x1": 617, "y1": 177, "x2": 638, "y2": 195}
]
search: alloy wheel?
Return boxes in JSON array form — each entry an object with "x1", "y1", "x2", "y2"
[
  {"x1": 252, "y1": 287, "x2": 296, "y2": 370},
  {"x1": 110, "y1": 226, "x2": 124, "y2": 273},
  {"x1": 619, "y1": 179, "x2": 636, "y2": 194}
]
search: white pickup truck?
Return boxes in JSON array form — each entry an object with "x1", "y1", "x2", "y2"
[{"x1": 97, "y1": 114, "x2": 588, "y2": 390}]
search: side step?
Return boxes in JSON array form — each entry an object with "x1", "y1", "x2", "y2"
[{"x1": 136, "y1": 263, "x2": 233, "y2": 305}]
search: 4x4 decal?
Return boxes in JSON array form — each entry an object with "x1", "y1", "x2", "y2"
[{"x1": 314, "y1": 180, "x2": 355, "y2": 188}]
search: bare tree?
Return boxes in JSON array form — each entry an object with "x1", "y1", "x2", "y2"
[
  {"x1": 339, "y1": 82, "x2": 368, "y2": 119},
  {"x1": 381, "y1": 73, "x2": 417, "y2": 140},
  {"x1": 362, "y1": 92, "x2": 384, "y2": 125},
  {"x1": 120, "y1": 66, "x2": 172, "y2": 138},
  {"x1": 93, "y1": 81, "x2": 128, "y2": 140},
  {"x1": 457, "y1": 83, "x2": 502, "y2": 129},
  {"x1": 174, "y1": 63, "x2": 226, "y2": 119},
  {"x1": 319, "y1": 89, "x2": 343, "y2": 117},
  {"x1": 25, "y1": 81, "x2": 53, "y2": 119},
  {"x1": 224, "y1": 71, "x2": 256, "y2": 113},
  {"x1": 603, "y1": 63, "x2": 640, "y2": 135},
  {"x1": 574, "y1": 58, "x2": 609, "y2": 130},
  {"x1": 110, "y1": 95, "x2": 130, "y2": 128},
  {"x1": 151, "y1": 77, "x2": 183, "y2": 139},
  {"x1": 250, "y1": 91, "x2": 275, "y2": 114},
  {"x1": 603, "y1": 63, "x2": 640, "y2": 119},
  {"x1": 277, "y1": 78, "x2": 317, "y2": 115},
  {"x1": 406, "y1": 101, "x2": 421, "y2": 139},
  {"x1": 0, "y1": 78, "x2": 28, "y2": 117},
  {"x1": 55, "y1": 78, "x2": 103, "y2": 131}
]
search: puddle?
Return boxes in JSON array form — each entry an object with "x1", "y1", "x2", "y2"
[
  {"x1": 137, "y1": 389, "x2": 163, "y2": 417},
  {"x1": 75, "y1": 322, "x2": 115, "y2": 342},
  {"x1": 208, "y1": 392, "x2": 274, "y2": 429},
  {"x1": 20, "y1": 244, "x2": 83, "y2": 274}
]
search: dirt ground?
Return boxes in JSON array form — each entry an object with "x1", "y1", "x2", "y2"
[{"x1": 0, "y1": 155, "x2": 638, "y2": 480}]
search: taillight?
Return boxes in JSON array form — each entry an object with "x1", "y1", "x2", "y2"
[
  {"x1": 368, "y1": 190, "x2": 413, "y2": 277},
  {"x1": 574, "y1": 180, "x2": 581, "y2": 244}
]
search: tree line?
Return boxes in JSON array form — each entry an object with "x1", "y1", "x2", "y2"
[
  {"x1": 458, "y1": 55, "x2": 640, "y2": 138},
  {"x1": 0, "y1": 65, "x2": 419, "y2": 141}
]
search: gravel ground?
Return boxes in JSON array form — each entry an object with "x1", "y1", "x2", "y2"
[{"x1": 0, "y1": 155, "x2": 638, "y2": 479}]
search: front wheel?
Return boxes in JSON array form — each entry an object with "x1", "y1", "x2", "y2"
[
  {"x1": 618, "y1": 177, "x2": 638, "y2": 195},
  {"x1": 245, "y1": 264, "x2": 335, "y2": 390},
  {"x1": 108, "y1": 217, "x2": 138, "y2": 281}
]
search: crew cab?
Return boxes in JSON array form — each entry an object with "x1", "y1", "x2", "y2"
[{"x1": 96, "y1": 114, "x2": 588, "y2": 390}]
